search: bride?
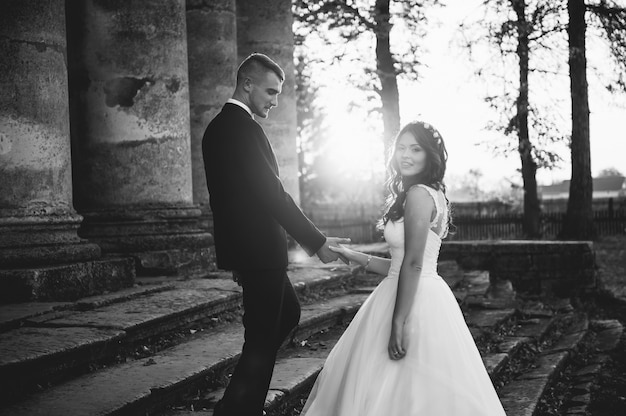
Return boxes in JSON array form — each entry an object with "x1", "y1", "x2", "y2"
[{"x1": 301, "y1": 121, "x2": 506, "y2": 415}]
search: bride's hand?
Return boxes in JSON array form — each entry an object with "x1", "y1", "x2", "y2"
[
  {"x1": 388, "y1": 322, "x2": 407, "y2": 360},
  {"x1": 328, "y1": 244, "x2": 352, "y2": 264}
]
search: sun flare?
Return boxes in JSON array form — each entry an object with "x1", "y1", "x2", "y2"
[{"x1": 322, "y1": 113, "x2": 385, "y2": 179}]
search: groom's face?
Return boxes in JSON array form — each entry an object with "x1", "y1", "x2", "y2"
[{"x1": 248, "y1": 70, "x2": 282, "y2": 118}]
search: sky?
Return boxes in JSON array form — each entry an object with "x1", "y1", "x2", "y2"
[{"x1": 306, "y1": 0, "x2": 626, "y2": 191}]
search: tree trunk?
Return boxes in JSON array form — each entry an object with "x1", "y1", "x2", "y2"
[
  {"x1": 561, "y1": 0, "x2": 596, "y2": 240},
  {"x1": 512, "y1": 0, "x2": 542, "y2": 238},
  {"x1": 374, "y1": 0, "x2": 401, "y2": 158}
]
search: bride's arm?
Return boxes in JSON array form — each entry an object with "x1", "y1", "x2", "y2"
[
  {"x1": 389, "y1": 186, "x2": 433, "y2": 359},
  {"x1": 328, "y1": 245, "x2": 391, "y2": 276}
]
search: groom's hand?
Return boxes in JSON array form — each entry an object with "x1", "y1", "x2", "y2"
[{"x1": 316, "y1": 237, "x2": 351, "y2": 264}]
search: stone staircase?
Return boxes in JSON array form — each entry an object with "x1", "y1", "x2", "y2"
[{"x1": 0, "y1": 256, "x2": 622, "y2": 416}]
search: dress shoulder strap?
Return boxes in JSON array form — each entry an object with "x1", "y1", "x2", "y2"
[
  {"x1": 408, "y1": 184, "x2": 441, "y2": 228},
  {"x1": 408, "y1": 184, "x2": 449, "y2": 238}
]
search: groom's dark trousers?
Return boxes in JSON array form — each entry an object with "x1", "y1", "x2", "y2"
[{"x1": 202, "y1": 103, "x2": 326, "y2": 416}]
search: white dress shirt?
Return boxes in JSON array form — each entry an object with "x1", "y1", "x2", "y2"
[{"x1": 227, "y1": 98, "x2": 252, "y2": 117}]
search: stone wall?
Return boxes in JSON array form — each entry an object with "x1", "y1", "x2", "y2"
[{"x1": 440, "y1": 240, "x2": 596, "y2": 298}]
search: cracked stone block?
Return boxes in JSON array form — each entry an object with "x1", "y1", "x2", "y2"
[
  {"x1": 571, "y1": 382, "x2": 593, "y2": 395},
  {"x1": 574, "y1": 363, "x2": 604, "y2": 377},
  {"x1": 591, "y1": 319, "x2": 623, "y2": 352},
  {"x1": 567, "y1": 393, "x2": 591, "y2": 406}
]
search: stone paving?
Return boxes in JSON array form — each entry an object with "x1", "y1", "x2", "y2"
[{"x1": 0, "y1": 246, "x2": 623, "y2": 416}]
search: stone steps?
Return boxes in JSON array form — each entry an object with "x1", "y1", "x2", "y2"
[
  {"x1": 0, "y1": 258, "x2": 490, "y2": 416},
  {"x1": 0, "y1": 287, "x2": 370, "y2": 416},
  {"x1": 0, "y1": 254, "x2": 599, "y2": 416},
  {"x1": 539, "y1": 318, "x2": 624, "y2": 416},
  {"x1": 160, "y1": 299, "x2": 588, "y2": 416},
  {"x1": 498, "y1": 312, "x2": 590, "y2": 416},
  {"x1": 161, "y1": 304, "x2": 532, "y2": 415},
  {"x1": 0, "y1": 264, "x2": 359, "y2": 408}
]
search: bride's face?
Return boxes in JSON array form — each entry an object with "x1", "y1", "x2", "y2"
[{"x1": 394, "y1": 132, "x2": 427, "y2": 177}]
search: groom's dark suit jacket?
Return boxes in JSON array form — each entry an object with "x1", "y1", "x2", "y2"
[{"x1": 202, "y1": 103, "x2": 326, "y2": 271}]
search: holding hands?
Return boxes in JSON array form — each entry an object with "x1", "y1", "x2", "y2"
[{"x1": 316, "y1": 237, "x2": 351, "y2": 264}]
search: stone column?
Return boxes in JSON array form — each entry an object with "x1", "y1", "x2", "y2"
[
  {"x1": 66, "y1": 0, "x2": 212, "y2": 277},
  {"x1": 0, "y1": 0, "x2": 134, "y2": 303},
  {"x1": 186, "y1": 0, "x2": 238, "y2": 234},
  {"x1": 236, "y1": 0, "x2": 300, "y2": 202}
]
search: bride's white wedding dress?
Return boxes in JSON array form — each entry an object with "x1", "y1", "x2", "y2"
[{"x1": 302, "y1": 185, "x2": 506, "y2": 415}]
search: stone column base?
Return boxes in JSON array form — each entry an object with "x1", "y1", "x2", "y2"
[
  {"x1": 198, "y1": 205, "x2": 214, "y2": 236},
  {"x1": 0, "y1": 213, "x2": 138, "y2": 303},
  {"x1": 78, "y1": 205, "x2": 215, "y2": 278},
  {"x1": 0, "y1": 257, "x2": 135, "y2": 304},
  {"x1": 0, "y1": 213, "x2": 101, "y2": 268}
]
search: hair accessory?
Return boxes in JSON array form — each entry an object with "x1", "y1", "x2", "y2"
[{"x1": 421, "y1": 121, "x2": 442, "y2": 143}]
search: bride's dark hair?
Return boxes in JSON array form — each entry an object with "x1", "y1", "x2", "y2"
[{"x1": 380, "y1": 121, "x2": 450, "y2": 227}]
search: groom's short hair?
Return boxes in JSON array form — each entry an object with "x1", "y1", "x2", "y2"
[{"x1": 237, "y1": 53, "x2": 285, "y2": 85}]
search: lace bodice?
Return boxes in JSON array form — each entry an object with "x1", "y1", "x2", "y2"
[{"x1": 383, "y1": 185, "x2": 448, "y2": 279}]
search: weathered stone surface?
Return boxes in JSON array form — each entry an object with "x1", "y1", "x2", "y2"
[
  {"x1": 0, "y1": 326, "x2": 124, "y2": 368},
  {"x1": 0, "y1": 0, "x2": 73, "y2": 221},
  {"x1": 66, "y1": 0, "x2": 194, "y2": 209},
  {"x1": 570, "y1": 381, "x2": 593, "y2": 394},
  {"x1": 549, "y1": 315, "x2": 589, "y2": 354},
  {"x1": 499, "y1": 377, "x2": 548, "y2": 416},
  {"x1": 131, "y1": 243, "x2": 214, "y2": 278},
  {"x1": 0, "y1": 326, "x2": 243, "y2": 416},
  {"x1": 469, "y1": 326, "x2": 484, "y2": 342},
  {"x1": 0, "y1": 326, "x2": 125, "y2": 404},
  {"x1": 177, "y1": 277, "x2": 240, "y2": 292},
  {"x1": 32, "y1": 288, "x2": 241, "y2": 339},
  {"x1": 0, "y1": 0, "x2": 137, "y2": 304},
  {"x1": 591, "y1": 319, "x2": 623, "y2": 352},
  {"x1": 464, "y1": 270, "x2": 491, "y2": 296},
  {"x1": 73, "y1": 282, "x2": 175, "y2": 311},
  {"x1": 516, "y1": 316, "x2": 554, "y2": 339},
  {"x1": 269, "y1": 357, "x2": 325, "y2": 394},
  {"x1": 483, "y1": 352, "x2": 509, "y2": 377},
  {"x1": 466, "y1": 308, "x2": 515, "y2": 329},
  {"x1": 520, "y1": 351, "x2": 569, "y2": 381},
  {"x1": 574, "y1": 363, "x2": 604, "y2": 377},
  {"x1": 564, "y1": 405, "x2": 589, "y2": 415},
  {"x1": 440, "y1": 240, "x2": 596, "y2": 297},
  {"x1": 265, "y1": 390, "x2": 286, "y2": 411},
  {"x1": 0, "y1": 302, "x2": 70, "y2": 332},
  {"x1": 567, "y1": 393, "x2": 591, "y2": 406},
  {"x1": 520, "y1": 307, "x2": 554, "y2": 318},
  {"x1": 0, "y1": 257, "x2": 136, "y2": 303},
  {"x1": 294, "y1": 294, "x2": 367, "y2": 343},
  {"x1": 192, "y1": 357, "x2": 325, "y2": 412},
  {"x1": 186, "y1": 0, "x2": 237, "y2": 228},
  {"x1": 498, "y1": 336, "x2": 530, "y2": 354},
  {"x1": 65, "y1": 0, "x2": 212, "y2": 277}
]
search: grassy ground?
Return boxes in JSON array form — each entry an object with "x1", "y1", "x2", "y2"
[
  {"x1": 586, "y1": 234, "x2": 626, "y2": 416},
  {"x1": 594, "y1": 235, "x2": 626, "y2": 301}
]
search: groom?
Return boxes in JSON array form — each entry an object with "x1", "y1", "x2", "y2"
[{"x1": 202, "y1": 53, "x2": 348, "y2": 416}]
